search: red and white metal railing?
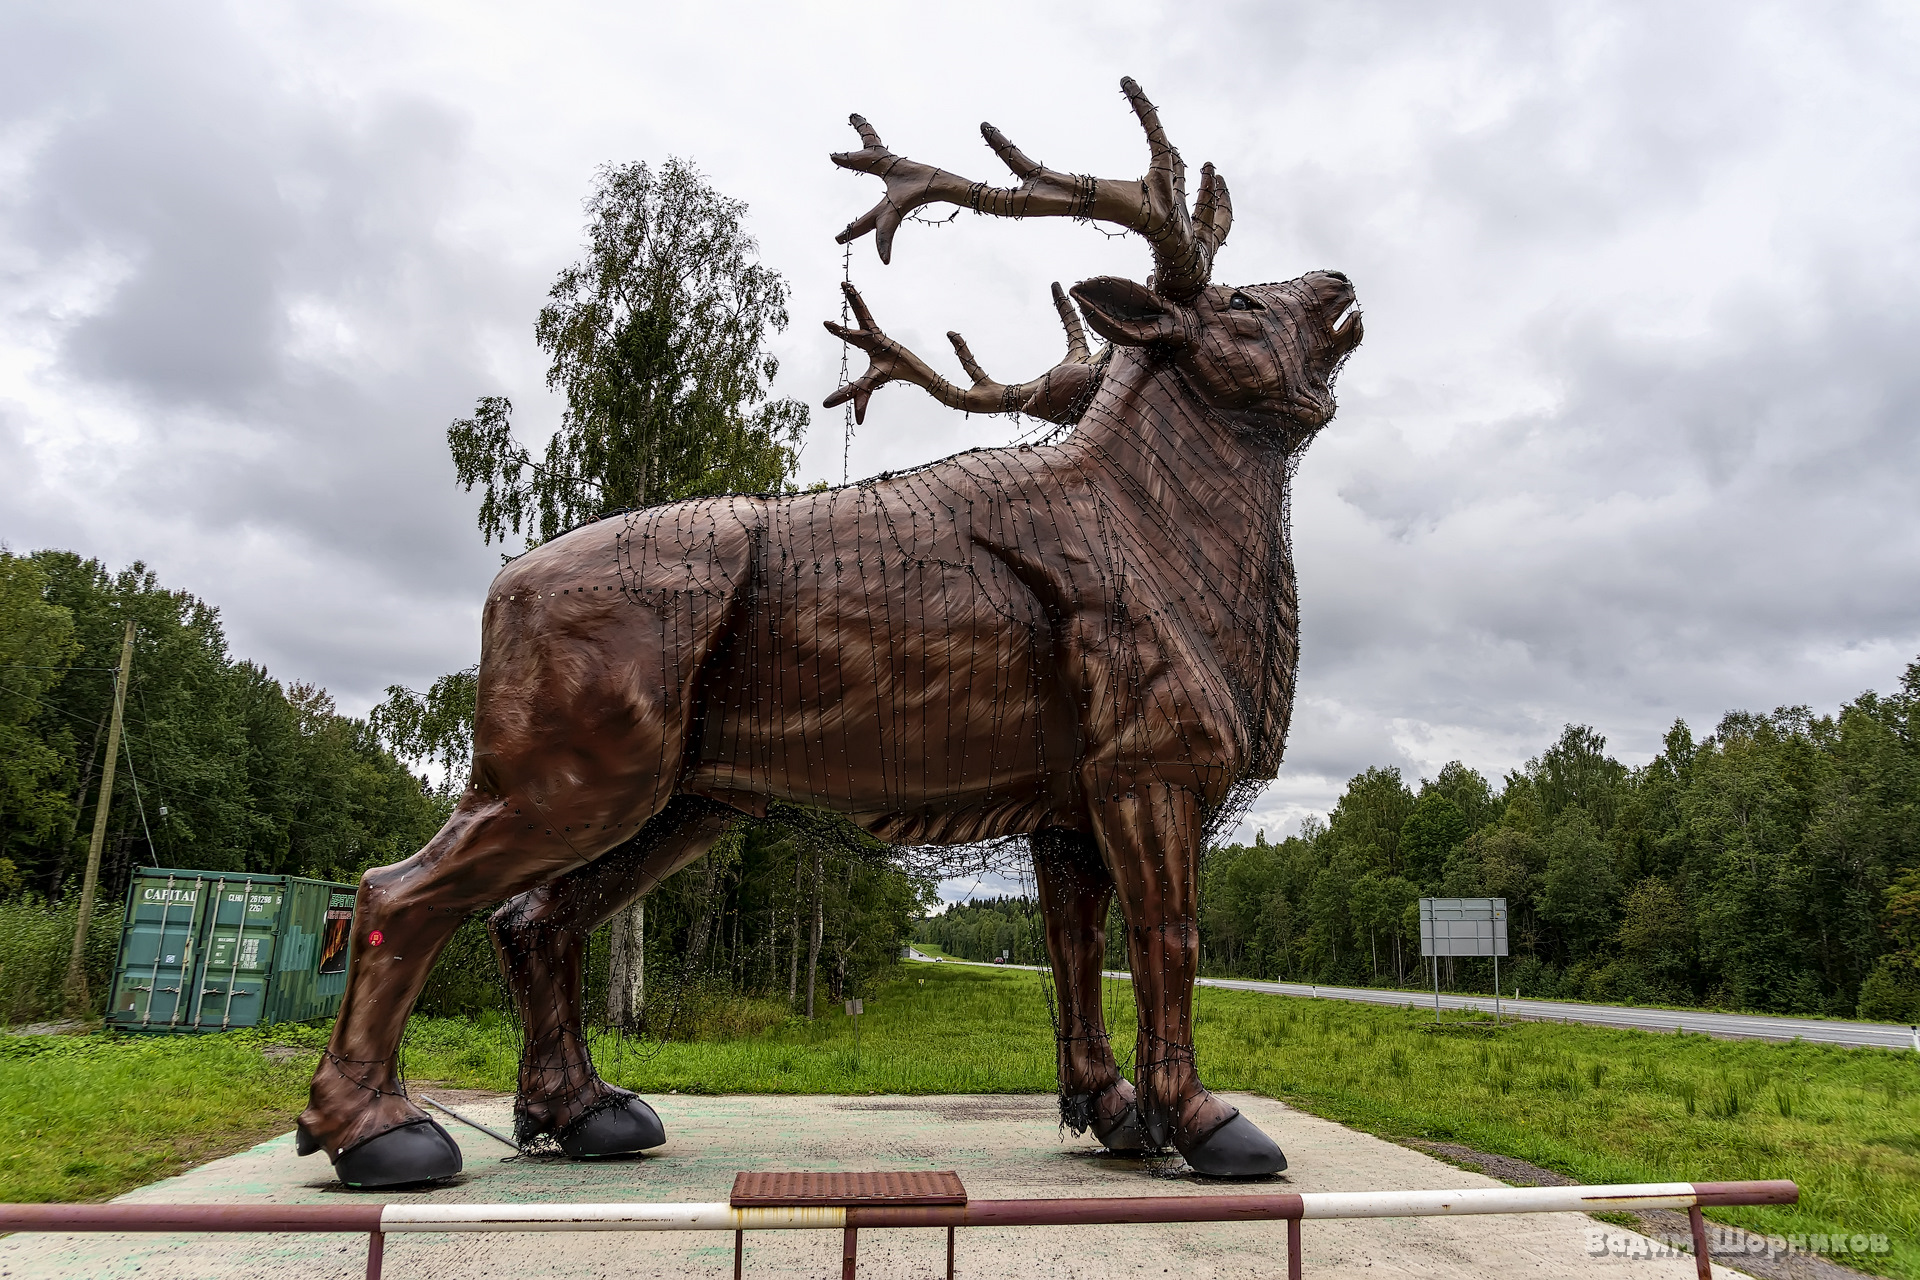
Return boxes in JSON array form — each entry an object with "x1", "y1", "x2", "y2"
[{"x1": 0, "y1": 1178, "x2": 1797, "y2": 1280}]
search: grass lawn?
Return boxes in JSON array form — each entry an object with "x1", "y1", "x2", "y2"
[{"x1": 3, "y1": 963, "x2": 1915, "y2": 1276}]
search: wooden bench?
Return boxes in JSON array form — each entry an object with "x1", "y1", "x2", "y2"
[{"x1": 729, "y1": 1170, "x2": 967, "y2": 1279}]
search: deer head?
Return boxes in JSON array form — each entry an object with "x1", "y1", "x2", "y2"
[{"x1": 826, "y1": 77, "x2": 1363, "y2": 438}]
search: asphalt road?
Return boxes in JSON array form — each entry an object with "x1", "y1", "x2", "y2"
[{"x1": 905, "y1": 951, "x2": 1920, "y2": 1051}]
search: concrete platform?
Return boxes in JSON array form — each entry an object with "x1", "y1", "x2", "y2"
[{"x1": 0, "y1": 1092, "x2": 1741, "y2": 1278}]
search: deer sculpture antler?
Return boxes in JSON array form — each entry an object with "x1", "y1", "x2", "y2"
[
  {"x1": 831, "y1": 76, "x2": 1231, "y2": 302},
  {"x1": 823, "y1": 280, "x2": 1101, "y2": 426}
]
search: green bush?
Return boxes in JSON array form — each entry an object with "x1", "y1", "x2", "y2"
[
  {"x1": 0, "y1": 895, "x2": 121, "y2": 1024},
  {"x1": 1857, "y1": 957, "x2": 1920, "y2": 1022}
]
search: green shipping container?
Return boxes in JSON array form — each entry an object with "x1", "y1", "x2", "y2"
[{"x1": 105, "y1": 867, "x2": 358, "y2": 1034}]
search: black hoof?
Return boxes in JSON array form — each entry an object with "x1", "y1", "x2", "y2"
[
  {"x1": 558, "y1": 1097, "x2": 666, "y2": 1158},
  {"x1": 1176, "y1": 1110, "x2": 1287, "y2": 1177},
  {"x1": 1091, "y1": 1097, "x2": 1150, "y2": 1154},
  {"x1": 333, "y1": 1117, "x2": 463, "y2": 1189}
]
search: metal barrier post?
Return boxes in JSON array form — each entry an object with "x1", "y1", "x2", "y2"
[
  {"x1": 1687, "y1": 1205, "x2": 1711, "y2": 1279},
  {"x1": 1287, "y1": 1215, "x2": 1302, "y2": 1279},
  {"x1": 841, "y1": 1224, "x2": 859, "y2": 1278},
  {"x1": 364, "y1": 1230, "x2": 383, "y2": 1280},
  {"x1": 946, "y1": 1224, "x2": 955, "y2": 1280}
]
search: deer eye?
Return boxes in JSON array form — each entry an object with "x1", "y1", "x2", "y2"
[{"x1": 1228, "y1": 292, "x2": 1264, "y2": 312}]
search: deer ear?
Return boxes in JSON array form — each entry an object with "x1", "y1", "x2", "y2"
[{"x1": 1069, "y1": 277, "x2": 1187, "y2": 349}]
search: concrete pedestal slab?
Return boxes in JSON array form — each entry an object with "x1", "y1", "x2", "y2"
[{"x1": 0, "y1": 1092, "x2": 1741, "y2": 1278}]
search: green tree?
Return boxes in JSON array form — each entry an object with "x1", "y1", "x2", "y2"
[
  {"x1": 1613, "y1": 876, "x2": 1693, "y2": 990},
  {"x1": 1537, "y1": 805, "x2": 1617, "y2": 961},
  {"x1": 1326, "y1": 766, "x2": 1416, "y2": 874},
  {"x1": 0, "y1": 551, "x2": 79, "y2": 878},
  {"x1": 1348, "y1": 871, "x2": 1419, "y2": 984},
  {"x1": 1399, "y1": 790, "x2": 1470, "y2": 888},
  {"x1": 1445, "y1": 827, "x2": 1548, "y2": 957},
  {"x1": 449, "y1": 158, "x2": 808, "y2": 550},
  {"x1": 1532, "y1": 725, "x2": 1628, "y2": 830},
  {"x1": 368, "y1": 666, "x2": 480, "y2": 795},
  {"x1": 1426, "y1": 760, "x2": 1499, "y2": 831}
]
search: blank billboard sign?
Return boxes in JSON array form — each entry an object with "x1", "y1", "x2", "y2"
[{"x1": 1419, "y1": 897, "x2": 1509, "y2": 958}]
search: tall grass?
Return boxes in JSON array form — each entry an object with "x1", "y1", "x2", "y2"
[{"x1": 0, "y1": 896, "x2": 121, "y2": 1024}]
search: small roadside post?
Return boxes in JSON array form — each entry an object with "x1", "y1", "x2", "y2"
[
  {"x1": 845, "y1": 997, "x2": 864, "y2": 1068},
  {"x1": 1419, "y1": 898, "x2": 1509, "y2": 1025}
]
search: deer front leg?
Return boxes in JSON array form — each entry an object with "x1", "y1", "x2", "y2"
[
  {"x1": 1090, "y1": 785, "x2": 1287, "y2": 1177},
  {"x1": 1032, "y1": 830, "x2": 1145, "y2": 1153},
  {"x1": 297, "y1": 795, "x2": 594, "y2": 1187}
]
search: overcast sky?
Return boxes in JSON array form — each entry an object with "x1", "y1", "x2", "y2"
[{"x1": 4, "y1": 2, "x2": 1917, "y2": 875}]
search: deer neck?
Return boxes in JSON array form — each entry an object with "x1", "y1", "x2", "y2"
[
  {"x1": 1070, "y1": 347, "x2": 1302, "y2": 779},
  {"x1": 1073, "y1": 348, "x2": 1294, "y2": 552}
]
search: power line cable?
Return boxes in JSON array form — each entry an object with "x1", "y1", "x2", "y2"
[{"x1": 111, "y1": 672, "x2": 160, "y2": 868}]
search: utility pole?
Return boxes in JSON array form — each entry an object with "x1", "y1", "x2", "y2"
[{"x1": 65, "y1": 618, "x2": 134, "y2": 1014}]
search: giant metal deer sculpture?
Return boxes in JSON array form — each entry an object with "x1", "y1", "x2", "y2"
[{"x1": 298, "y1": 78, "x2": 1361, "y2": 1186}]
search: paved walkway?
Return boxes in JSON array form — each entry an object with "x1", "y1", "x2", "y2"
[
  {"x1": 908, "y1": 953, "x2": 1920, "y2": 1051},
  {"x1": 0, "y1": 1091, "x2": 1742, "y2": 1279}
]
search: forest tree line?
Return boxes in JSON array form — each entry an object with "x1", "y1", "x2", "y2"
[
  {"x1": 920, "y1": 664, "x2": 1920, "y2": 1022},
  {"x1": 0, "y1": 548, "x2": 448, "y2": 901}
]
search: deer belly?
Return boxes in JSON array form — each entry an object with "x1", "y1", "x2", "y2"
[{"x1": 683, "y1": 560, "x2": 1080, "y2": 835}]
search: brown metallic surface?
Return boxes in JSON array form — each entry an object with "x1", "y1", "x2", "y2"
[
  {"x1": 1689, "y1": 1180, "x2": 1798, "y2": 1207},
  {"x1": 1287, "y1": 1216, "x2": 1302, "y2": 1280},
  {"x1": 1688, "y1": 1205, "x2": 1711, "y2": 1280},
  {"x1": 0, "y1": 1204, "x2": 385, "y2": 1233},
  {"x1": 845, "y1": 1193, "x2": 1308, "y2": 1229},
  {"x1": 301, "y1": 77, "x2": 1364, "y2": 1164},
  {"x1": 842, "y1": 1224, "x2": 859, "y2": 1280},
  {"x1": 365, "y1": 1231, "x2": 384, "y2": 1280},
  {"x1": 732, "y1": 1170, "x2": 968, "y2": 1207}
]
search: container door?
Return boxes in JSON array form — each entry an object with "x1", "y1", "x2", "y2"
[
  {"x1": 265, "y1": 878, "x2": 325, "y2": 1024},
  {"x1": 187, "y1": 878, "x2": 285, "y2": 1030},
  {"x1": 107, "y1": 872, "x2": 212, "y2": 1030}
]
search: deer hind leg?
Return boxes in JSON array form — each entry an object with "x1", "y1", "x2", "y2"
[
  {"x1": 1032, "y1": 829, "x2": 1146, "y2": 1153},
  {"x1": 1091, "y1": 784, "x2": 1287, "y2": 1177},
  {"x1": 490, "y1": 797, "x2": 735, "y2": 1156}
]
